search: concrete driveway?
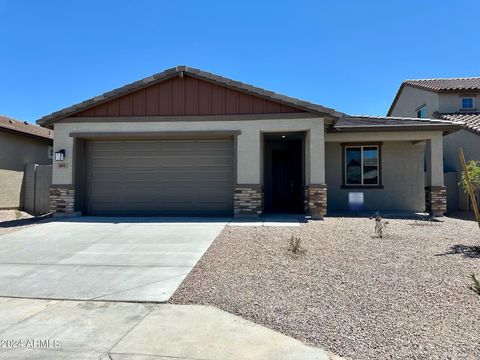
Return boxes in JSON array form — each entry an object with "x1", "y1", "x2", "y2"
[{"x1": 0, "y1": 217, "x2": 228, "y2": 302}]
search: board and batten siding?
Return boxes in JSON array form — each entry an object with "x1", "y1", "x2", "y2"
[{"x1": 74, "y1": 76, "x2": 303, "y2": 118}]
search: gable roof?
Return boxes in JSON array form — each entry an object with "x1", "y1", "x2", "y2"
[
  {"x1": 331, "y1": 115, "x2": 462, "y2": 134},
  {"x1": 0, "y1": 114, "x2": 53, "y2": 141},
  {"x1": 37, "y1": 66, "x2": 341, "y2": 127},
  {"x1": 387, "y1": 77, "x2": 480, "y2": 116},
  {"x1": 434, "y1": 112, "x2": 480, "y2": 135}
]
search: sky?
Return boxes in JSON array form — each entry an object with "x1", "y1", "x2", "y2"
[{"x1": 1, "y1": 0, "x2": 479, "y2": 124}]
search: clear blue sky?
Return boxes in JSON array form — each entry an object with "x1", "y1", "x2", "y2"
[{"x1": 1, "y1": 0, "x2": 479, "y2": 123}]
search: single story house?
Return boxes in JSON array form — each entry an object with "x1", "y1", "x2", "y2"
[
  {"x1": 0, "y1": 114, "x2": 53, "y2": 210},
  {"x1": 37, "y1": 66, "x2": 461, "y2": 218}
]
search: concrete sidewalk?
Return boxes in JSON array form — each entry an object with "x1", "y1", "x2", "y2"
[{"x1": 0, "y1": 297, "x2": 338, "y2": 360}]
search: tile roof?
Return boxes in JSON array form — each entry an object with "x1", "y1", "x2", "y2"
[
  {"x1": 387, "y1": 77, "x2": 480, "y2": 116},
  {"x1": 0, "y1": 114, "x2": 53, "y2": 140},
  {"x1": 434, "y1": 112, "x2": 480, "y2": 135},
  {"x1": 37, "y1": 66, "x2": 342, "y2": 126},
  {"x1": 403, "y1": 77, "x2": 480, "y2": 92},
  {"x1": 332, "y1": 115, "x2": 462, "y2": 133}
]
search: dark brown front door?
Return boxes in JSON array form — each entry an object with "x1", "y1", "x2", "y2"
[{"x1": 264, "y1": 137, "x2": 303, "y2": 213}]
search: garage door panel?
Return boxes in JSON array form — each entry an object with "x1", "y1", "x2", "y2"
[
  {"x1": 158, "y1": 158, "x2": 196, "y2": 167},
  {"x1": 87, "y1": 138, "x2": 234, "y2": 215}
]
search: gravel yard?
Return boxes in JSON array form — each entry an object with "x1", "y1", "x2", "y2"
[
  {"x1": 171, "y1": 215, "x2": 480, "y2": 360},
  {"x1": 0, "y1": 210, "x2": 52, "y2": 236}
]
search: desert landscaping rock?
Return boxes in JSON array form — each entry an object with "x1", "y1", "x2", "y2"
[{"x1": 171, "y1": 215, "x2": 480, "y2": 360}]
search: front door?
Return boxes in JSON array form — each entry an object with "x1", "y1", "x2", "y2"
[{"x1": 265, "y1": 138, "x2": 303, "y2": 213}]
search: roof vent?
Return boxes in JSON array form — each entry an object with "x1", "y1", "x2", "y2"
[{"x1": 24, "y1": 121, "x2": 28, "y2": 125}]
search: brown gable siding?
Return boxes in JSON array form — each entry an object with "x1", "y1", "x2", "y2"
[{"x1": 74, "y1": 76, "x2": 303, "y2": 117}]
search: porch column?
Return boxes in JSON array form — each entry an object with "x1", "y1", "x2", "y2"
[
  {"x1": 306, "y1": 124, "x2": 327, "y2": 219},
  {"x1": 234, "y1": 129, "x2": 262, "y2": 217},
  {"x1": 425, "y1": 134, "x2": 446, "y2": 216},
  {"x1": 50, "y1": 128, "x2": 76, "y2": 216}
]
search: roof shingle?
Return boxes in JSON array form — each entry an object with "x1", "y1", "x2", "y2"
[
  {"x1": 37, "y1": 66, "x2": 342, "y2": 126},
  {"x1": 331, "y1": 115, "x2": 462, "y2": 133},
  {"x1": 403, "y1": 77, "x2": 480, "y2": 92},
  {"x1": 0, "y1": 115, "x2": 53, "y2": 140},
  {"x1": 434, "y1": 112, "x2": 480, "y2": 135}
]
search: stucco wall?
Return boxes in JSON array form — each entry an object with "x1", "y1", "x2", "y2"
[
  {"x1": 325, "y1": 141, "x2": 425, "y2": 211},
  {"x1": 52, "y1": 117, "x2": 326, "y2": 186},
  {"x1": 390, "y1": 86, "x2": 439, "y2": 118},
  {"x1": 0, "y1": 131, "x2": 52, "y2": 209},
  {"x1": 438, "y1": 93, "x2": 479, "y2": 113},
  {"x1": 391, "y1": 87, "x2": 480, "y2": 117},
  {"x1": 443, "y1": 129, "x2": 480, "y2": 210}
]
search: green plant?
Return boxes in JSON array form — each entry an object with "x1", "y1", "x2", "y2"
[
  {"x1": 458, "y1": 149, "x2": 480, "y2": 230},
  {"x1": 470, "y1": 273, "x2": 480, "y2": 296},
  {"x1": 371, "y1": 211, "x2": 388, "y2": 238},
  {"x1": 289, "y1": 235, "x2": 302, "y2": 253},
  {"x1": 459, "y1": 160, "x2": 480, "y2": 195},
  {"x1": 14, "y1": 210, "x2": 22, "y2": 220}
]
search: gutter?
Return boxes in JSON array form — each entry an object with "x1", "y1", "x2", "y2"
[{"x1": 329, "y1": 123, "x2": 464, "y2": 135}]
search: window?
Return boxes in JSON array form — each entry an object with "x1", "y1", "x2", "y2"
[
  {"x1": 344, "y1": 145, "x2": 380, "y2": 186},
  {"x1": 416, "y1": 105, "x2": 427, "y2": 118},
  {"x1": 461, "y1": 97, "x2": 474, "y2": 110},
  {"x1": 48, "y1": 146, "x2": 53, "y2": 160}
]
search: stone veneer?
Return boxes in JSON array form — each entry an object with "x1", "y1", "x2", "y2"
[
  {"x1": 50, "y1": 185, "x2": 75, "y2": 214},
  {"x1": 234, "y1": 185, "x2": 263, "y2": 217},
  {"x1": 425, "y1": 186, "x2": 447, "y2": 217},
  {"x1": 307, "y1": 184, "x2": 327, "y2": 220}
]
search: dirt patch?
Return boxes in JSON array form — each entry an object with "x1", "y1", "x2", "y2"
[{"x1": 171, "y1": 215, "x2": 480, "y2": 360}]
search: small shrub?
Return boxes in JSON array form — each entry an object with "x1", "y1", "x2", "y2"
[
  {"x1": 459, "y1": 160, "x2": 480, "y2": 195},
  {"x1": 370, "y1": 211, "x2": 389, "y2": 238},
  {"x1": 470, "y1": 273, "x2": 480, "y2": 296},
  {"x1": 289, "y1": 235, "x2": 302, "y2": 253},
  {"x1": 14, "y1": 210, "x2": 22, "y2": 220}
]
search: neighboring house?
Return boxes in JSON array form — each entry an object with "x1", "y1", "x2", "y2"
[
  {"x1": 388, "y1": 77, "x2": 480, "y2": 211},
  {"x1": 37, "y1": 66, "x2": 460, "y2": 218},
  {"x1": 0, "y1": 115, "x2": 53, "y2": 210}
]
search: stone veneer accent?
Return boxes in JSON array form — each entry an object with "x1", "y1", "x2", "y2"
[
  {"x1": 425, "y1": 186, "x2": 447, "y2": 217},
  {"x1": 307, "y1": 184, "x2": 327, "y2": 220},
  {"x1": 234, "y1": 185, "x2": 263, "y2": 217},
  {"x1": 50, "y1": 185, "x2": 75, "y2": 214}
]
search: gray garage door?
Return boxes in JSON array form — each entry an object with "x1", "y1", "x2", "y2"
[{"x1": 86, "y1": 138, "x2": 234, "y2": 216}]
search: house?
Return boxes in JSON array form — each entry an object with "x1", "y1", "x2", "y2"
[
  {"x1": 0, "y1": 114, "x2": 53, "y2": 210},
  {"x1": 37, "y1": 66, "x2": 461, "y2": 218},
  {"x1": 388, "y1": 77, "x2": 480, "y2": 211}
]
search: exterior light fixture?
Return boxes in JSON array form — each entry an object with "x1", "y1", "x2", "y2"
[
  {"x1": 281, "y1": 135, "x2": 286, "y2": 138},
  {"x1": 55, "y1": 149, "x2": 65, "y2": 161}
]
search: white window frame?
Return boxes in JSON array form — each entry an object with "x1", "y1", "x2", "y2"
[
  {"x1": 460, "y1": 97, "x2": 474, "y2": 110},
  {"x1": 344, "y1": 145, "x2": 380, "y2": 186}
]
